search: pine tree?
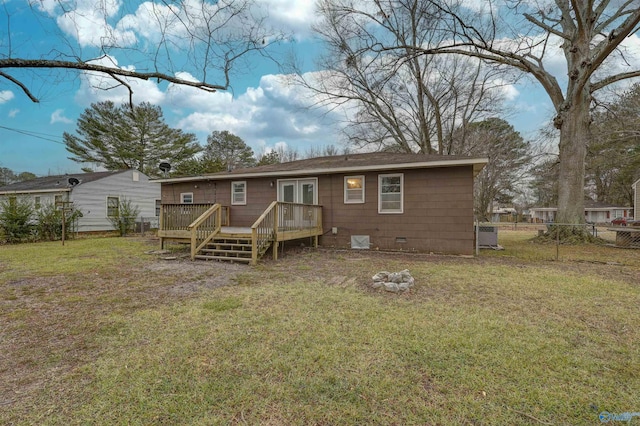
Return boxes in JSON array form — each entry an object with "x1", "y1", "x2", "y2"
[{"x1": 64, "y1": 102, "x2": 201, "y2": 177}]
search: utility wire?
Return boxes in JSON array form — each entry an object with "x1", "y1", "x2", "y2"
[{"x1": 0, "y1": 125, "x2": 65, "y2": 145}]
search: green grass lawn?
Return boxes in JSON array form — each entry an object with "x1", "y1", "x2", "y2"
[{"x1": 1, "y1": 236, "x2": 639, "y2": 425}]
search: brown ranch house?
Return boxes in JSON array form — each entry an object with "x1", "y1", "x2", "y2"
[{"x1": 156, "y1": 152, "x2": 488, "y2": 264}]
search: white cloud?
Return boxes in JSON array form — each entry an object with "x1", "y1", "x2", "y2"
[
  {"x1": 55, "y1": 0, "x2": 136, "y2": 48},
  {"x1": 0, "y1": 90, "x2": 14, "y2": 104},
  {"x1": 255, "y1": 0, "x2": 318, "y2": 39},
  {"x1": 172, "y1": 72, "x2": 344, "y2": 152},
  {"x1": 74, "y1": 56, "x2": 165, "y2": 106},
  {"x1": 8, "y1": 109, "x2": 19, "y2": 118},
  {"x1": 50, "y1": 109, "x2": 73, "y2": 124}
]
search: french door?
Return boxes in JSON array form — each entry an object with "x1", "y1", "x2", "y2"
[{"x1": 277, "y1": 178, "x2": 317, "y2": 226}]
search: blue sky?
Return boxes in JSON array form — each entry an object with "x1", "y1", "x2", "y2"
[{"x1": 0, "y1": 0, "x2": 605, "y2": 176}]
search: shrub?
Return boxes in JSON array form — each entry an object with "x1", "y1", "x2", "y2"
[
  {"x1": 0, "y1": 197, "x2": 35, "y2": 243},
  {"x1": 108, "y1": 197, "x2": 140, "y2": 236},
  {"x1": 35, "y1": 202, "x2": 82, "y2": 241}
]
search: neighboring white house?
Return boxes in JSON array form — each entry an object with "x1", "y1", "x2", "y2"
[
  {"x1": 0, "y1": 170, "x2": 160, "y2": 232},
  {"x1": 634, "y1": 177, "x2": 639, "y2": 220},
  {"x1": 529, "y1": 201, "x2": 632, "y2": 224}
]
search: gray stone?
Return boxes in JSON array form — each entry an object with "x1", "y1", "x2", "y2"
[
  {"x1": 384, "y1": 282, "x2": 400, "y2": 293},
  {"x1": 371, "y1": 269, "x2": 416, "y2": 292}
]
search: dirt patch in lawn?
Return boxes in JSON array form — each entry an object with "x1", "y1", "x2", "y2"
[{"x1": 1, "y1": 242, "x2": 637, "y2": 422}]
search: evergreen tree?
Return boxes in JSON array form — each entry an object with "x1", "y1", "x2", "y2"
[
  {"x1": 203, "y1": 131, "x2": 256, "y2": 170},
  {"x1": 64, "y1": 102, "x2": 201, "y2": 177}
]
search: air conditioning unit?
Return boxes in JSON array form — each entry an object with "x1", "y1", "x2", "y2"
[{"x1": 477, "y1": 225, "x2": 498, "y2": 247}]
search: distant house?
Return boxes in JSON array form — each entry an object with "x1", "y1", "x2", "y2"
[
  {"x1": 634, "y1": 177, "x2": 640, "y2": 220},
  {"x1": 157, "y1": 152, "x2": 487, "y2": 262},
  {"x1": 529, "y1": 200, "x2": 632, "y2": 224},
  {"x1": 0, "y1": 170, "x2": 160, "y2": 232},
  {"x1": 490, "y1": 206, "x2": 517, "y2": 223}
]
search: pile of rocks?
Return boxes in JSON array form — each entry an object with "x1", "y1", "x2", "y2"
[{"x1": 371, "y1": 269, "x2": 415, "y2": 293}]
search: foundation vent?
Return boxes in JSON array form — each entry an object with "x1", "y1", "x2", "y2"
[{"x1": 351, "y1": 235, "x2": 370, "y2": 250}]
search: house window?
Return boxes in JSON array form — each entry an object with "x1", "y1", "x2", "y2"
[
  {"x1": 107, "y1": 196, "x2": 119, "y2": 217},
  {"x1": 378, "y1": 173, "x2": 403, "y2": 214},
  {"x1": 181, "y1": 193, "x2": 193, "y2": 204},
  {"x1": 155, "y1": 200, "x2": 161, "y2": 217},
  {"x1": 231, "y1": 181, "x2": 247, "y2": 205},
  {"x1": 344, "y1": 176, "x2": 365, "y2": 204},
  {"x1": 34, "y1": 196, "x2": 41, "y2": 210},
  {"x1": 54, "y1": 194, "x2": 63, "y2": 206},
  {"x1": 8, "y1": 196, "x2": 16, "y2": 208}
]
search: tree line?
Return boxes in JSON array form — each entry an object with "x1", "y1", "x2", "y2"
[{"x1": 5, "y1": 1, "x2": 640, "y2": 229}]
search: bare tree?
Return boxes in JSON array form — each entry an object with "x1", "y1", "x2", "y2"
[
  {"x1": 293, "y1": 0, "x2": 509, "y2": 155},
  {"x1": 1, "y1": 1, "x2": 286, "y2": 103},
  {"x1": 451, "y1": 118, "x2": 533, "y2": 220},
  {"x1": 415, "y1": 0, "x2": 640, "y2": 226},
  {"x1": 589, "y1": 84, "x2": 640, "y2": 206}
]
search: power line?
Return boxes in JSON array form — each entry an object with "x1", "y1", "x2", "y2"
[{"x1": 0, "y1": 125, "x2": 65, "y2": 145}]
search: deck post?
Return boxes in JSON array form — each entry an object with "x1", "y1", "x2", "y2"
[
  {"x1": 251, "y1": 227, "x2": 258, "y2": 265},
  {"x1": 190, "y1": 228, "x2": 196, "y2": 261},
  {"x1": 273, "y1": 203, "x2": 279, "y2": 261},
  {"x1": 159, "y1": 206, "x2": 164, "y2": 249}
]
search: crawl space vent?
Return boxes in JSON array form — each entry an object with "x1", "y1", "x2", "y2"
[{"x1": 351, "y1": 235, "x2": 370, "y2": 250}]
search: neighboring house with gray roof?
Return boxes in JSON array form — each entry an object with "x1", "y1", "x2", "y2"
[{"x1": 0, "y1": 170, "x2": 160, "y2": 232}]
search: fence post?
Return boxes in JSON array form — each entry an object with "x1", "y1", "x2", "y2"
[
  {"x1": 475, "y1": 221, "x2": 479, "y2": 257},
  {"x1": 556, "y1": 224, "x2": 560, "y2": 260}
]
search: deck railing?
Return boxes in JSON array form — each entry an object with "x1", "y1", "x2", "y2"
[
  {"x1": 250, "y1": 201, "x2": 323, "y2": 265},
  {"x1": 276, "y1": 202, "x2": 323, "y2": 234},
  {"x1": 160, "y1": 204, "x2": 216, "y2": 231},
  {"x1": 251, "y1": 201, "x2": 278, "y2": 265},
  {"x1": 188, "y1": 204, "x2": 222, "y2": 260}
]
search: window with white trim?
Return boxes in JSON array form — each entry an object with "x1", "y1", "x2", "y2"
[
  {"x1": 34, "y1": 196, "x2": 41, "y2": 210},
  {"x1": 180, "y1": 192, "x2": 193, "y2": 204},
  {"x1": 231, "y1": 181, "x2": 247, "y2": 205},
  {"x1": 107, "y1": 196, "x2": 119, "y2": 217},
  {"x1": 344, "y1": 176, "x2": 365, "y2": 204},
  {"x1": 155, "y1": 200, "x2": 161, "y2": 217},
  {"x1": 378, "y1": 173, "x2": 403, "y2": 214}
]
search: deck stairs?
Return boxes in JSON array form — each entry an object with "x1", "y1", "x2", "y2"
[{"x1": 194, "y1": 234, "x2": 272, "y2": 263}]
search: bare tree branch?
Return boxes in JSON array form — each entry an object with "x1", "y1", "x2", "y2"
[{"x1": 0, "y1": 71, "x2": 40, "y2": 103}]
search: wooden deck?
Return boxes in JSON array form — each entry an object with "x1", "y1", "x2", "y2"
[
  {"x1": 157, "y1": 202, "x2": 323, "y2": 264},
  {"x1": 158, "y1": 226, "x2": 323, "y2": 245}
]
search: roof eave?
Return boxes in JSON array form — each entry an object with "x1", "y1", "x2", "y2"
[
  {"x1": 0, "y1": 188, "x2": 72, "y2": 195},
  {"x1": 155, "y1": 158, "x2": 489, "y2": 183}
]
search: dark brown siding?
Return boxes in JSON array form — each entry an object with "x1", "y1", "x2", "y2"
[
  {"x1": 161, "y1": 179, "x2": 277, "y2": 227},
  {"x1": 317, "y1": 167, "x2": 475, "y2": 255},
  {"x1": 161, "y1": 165, "x2": 476, "y2": 254}
]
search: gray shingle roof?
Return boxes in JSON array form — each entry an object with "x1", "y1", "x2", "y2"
[
  {"x1": 159, "y1": 152, "x2": 487, "y2": 182},
  {"x1": 0, "y1": 171, "x2": 122, "y2": 193}
]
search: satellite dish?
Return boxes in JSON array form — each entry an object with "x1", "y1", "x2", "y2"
[
  {"x1": 68, "y1": 177, "x2": 80, "y2": 186},
  {"x1": 159, "y1": 162, "x2": 171, "y2": 178}
]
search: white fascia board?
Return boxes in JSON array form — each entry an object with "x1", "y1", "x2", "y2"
[
  {"x1": 155, "y1": 158, "x2": 489, "y2": 184},
  {"x1": 0, "y1": 188, "x2": 72, "y2": 195}
]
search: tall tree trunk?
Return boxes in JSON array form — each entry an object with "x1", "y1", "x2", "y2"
[{"x1": 556, "y1": 91, "x2": 590, "y2": 224}]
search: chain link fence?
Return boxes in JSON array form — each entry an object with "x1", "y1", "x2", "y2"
[{"x1": 475, "y1": 222, "x2": 640, "y2": 263}]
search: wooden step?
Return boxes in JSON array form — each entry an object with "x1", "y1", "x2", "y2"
[
  {"x1": 207, "y1": 242, "x2": 252, "y2": 249},
  {"x1": 212, "y1": 238, "x2": 252, "y2": 244},
  {"x1": 200, "y1": 248, "x2": 252, "y2": 255},
  {"x1": 194, "y1": 254, "x2": 252, "y2": 263}
]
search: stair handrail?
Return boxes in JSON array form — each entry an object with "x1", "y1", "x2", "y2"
[
  {"x1": 250, "y1": 201, "x2": 278, "y2": 265},
  {"x1": 187, "y1": 203, "x2": 222, "y2": 260}
]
